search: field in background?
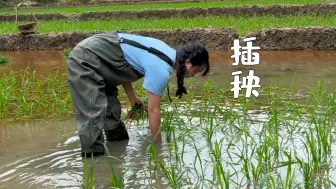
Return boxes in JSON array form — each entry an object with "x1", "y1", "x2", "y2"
[
  {"x1": 0, "y1": 0, "x2": 325, "y2": 15},
  {"x1": 1, "y1": 15, "x2": 335, "y2": 36}
]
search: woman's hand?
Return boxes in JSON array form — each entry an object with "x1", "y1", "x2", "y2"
[
  {"x1": 127, "y1": 97, "x2": 145, "y2": 120},
  {"x1": 130, "y1": 97, "x2": 144, "y2": 108}
]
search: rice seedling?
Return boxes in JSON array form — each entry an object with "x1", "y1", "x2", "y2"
[
  {"x1": 0, "y1": 69, "x2": 73, "y2": 120},
  {"x1": 0, "y1": 0, "x2": 323, "y2": 15},
  {"x1": 126, "y1": 102, "x2": 147, "y2": 123},
  {"x1": 1, "y1": 15, "x2": 336, "y2": 36},
  {"x1": 64, "y1": 49, "x2": 71, "y2": 59},
  {"x1": 81, "y1": 154, "x2": 96, "y2": 189},
  {"x1": 282, "y1": 152, "x2": 297, "y2": 189},
  {"x1": 190, "y1": 138, "x2": 207, "y2": 186},
  {"x1": 0, "y1": 55, "x2": 9, "y2": 65},
  {"x1": 296, "y1": 117, "x2": 334, "y2": 188},
  {"x1": 147, "y1": 143, "x2": 161, "y2": 178},
  {"x1": 147, "y1": 142, "x2": 186, "y2": 189},
  {"x1": 107, "y1": 159, "x2": 125, "y2": 188},
  {"x1": 207, "y1": 139, "x2": 232, "y2": 189},
  {"x1": 1, "y1": 66, "x2": 336, "y2": 189}
]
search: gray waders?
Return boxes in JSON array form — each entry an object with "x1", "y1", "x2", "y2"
[
  {"x1": 67, "y1": 31, "x2": 144, "y2": 157},
  {"x1": 67, "y1": 31, "x2": 173, "y2": 157}
]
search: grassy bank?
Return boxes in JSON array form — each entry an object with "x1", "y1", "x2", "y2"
[
  {"x1": 1, "y1": 15, "x2": 335, "y2": 36},
  {"x1": 0, "y1": 0, "x2": 324, "y2": 15}
]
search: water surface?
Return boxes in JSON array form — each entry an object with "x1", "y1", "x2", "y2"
[
  {"x1": 1, "y1": 50, "x2": 336, "y2": 188},
  {"x1": 1, "y1": 50, "x2": 336, "y2": 92}
]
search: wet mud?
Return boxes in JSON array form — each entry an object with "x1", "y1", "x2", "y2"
[
  {"x1": 0, "y1": 27, "x2": 336, "y2": 51},
  {"x1": 0, "y1": 0, "x2": 199, "y2": 11},
  {"x1": 245, "y1": 27, "x2": 336, "y2": 50},
  {"x1": 1, "y1": 4, "x2": 335, "y2": 22},
  {"x1": 0, "y1": 28, "x2": 238, "y2": 51}
]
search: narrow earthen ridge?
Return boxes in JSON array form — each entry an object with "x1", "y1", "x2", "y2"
[
  {"x1": 0, "y1": 28, "x2": 238, "y2": 51},
  {"x1": 244, "y1": 27, "x2": 336, "y2": 50},
  {"x1": 0, "y1": 0, "x2": 201, "y2": 11},
  {"x1": 1, "y1": 27, "x2": 336, "y2": 51},
  {"x1": 1, "y1": 4, "x2": 336, "y2": 22}
]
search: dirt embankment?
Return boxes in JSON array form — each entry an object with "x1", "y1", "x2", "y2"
[
  {"x1": 1, "y1": 4, "x2": 336, "y2": 22},
  {"x1": 244, "y1": 27, "x2": 336, "y2": 50},
  {"x1": 1, "y1": 27, "x2": 336, "y2": 51},
  {"x1": 0, "y1": 28, "x2": 238, "y2": 51},
  {"x1": 0, "y1": 0, "x2": 202, "y2": 10}
]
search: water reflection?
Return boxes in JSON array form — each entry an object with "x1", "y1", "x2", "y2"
[{"x1": 0, "y1": 119, "x2": 171, "y2": 189}]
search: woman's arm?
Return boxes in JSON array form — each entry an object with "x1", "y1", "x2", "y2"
[
  {"x1": 147, "y1": 90, "x2": 162, "y2": 142},
  {"x1": 122, "y1": 82, "x2": 139, "y2": 106}
]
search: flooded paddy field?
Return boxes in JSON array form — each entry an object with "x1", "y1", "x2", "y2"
[
  {"x1": 0, "y1": 49, "x2": 335, "y2": 188},
  {"x1": 0, "y1": 50, "x2": 336, "y2": 90},
  {"x1": 2, "y1": 4, "x2": 336, "y2": 22}
]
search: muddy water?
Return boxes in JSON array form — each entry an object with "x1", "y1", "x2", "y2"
[
  {"x1": 1, "y1": 110, "x2": 336, "y2": 189},
  {"x1": 1, "y1": 50, "x2": 336, "y2": 92},
  {"x1": 0, "y1": 118, "x2": 166, "y2": 189},
  {"x1": 1, "y1": 50, "x2": 336, "y2": 188}
]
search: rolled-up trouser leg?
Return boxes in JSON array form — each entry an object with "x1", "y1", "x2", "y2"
[
  {"x1": 104, "y1": 87, "x2": 129, "y2": 141},
  {"x1": 67, "y1": 46, "x2": 106, "y2": 155}
]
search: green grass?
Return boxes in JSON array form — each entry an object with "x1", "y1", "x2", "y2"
[
  {"x1": 1, "y1": 15, "x2": 335, "y2": 36},
  {"x1": 0, "y1": 0, "x2": 325, "y2": 15},
  {"x1": 0, "y1": 55, "x2": 9, "y2": 64}
]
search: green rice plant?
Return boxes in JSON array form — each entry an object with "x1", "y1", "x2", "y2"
[
  {"x1": 103, "y1": 145, "x2": 125, "y2": 188},
  {"x1": 0, "y1": 55, "x2": 9, "y2": 65},
  {"x1": 166, "y1": 124, "x2": 182, "y2": 168},
  {"x1": 0, "y1": 86, "x2": 12, "y2": 117},
  {"x1": 233, "y1": 126, "x2": 289, "y2": 189},
  {"x1": 64, "y1": 49, "x2": 71, "y2": 59},
  {"x1": 1, "y1": 15, "x2": 336, "y2": 36},
  {"x1": 147, "y1": 143, "x2": 185, "y2": 189},
  {"x1": 295, "y1": 118, "x2": 333, "y2": 189},
  {"x1": 147, "y1": 144, "x2": 159, "y2": 174},
  {"x1": 0, "y1": 0, "x2": 323, "y2": 15},
  {"x1": 174, "y1": 125, "x2": 192, "y2": 166},
  {"x1": 295, "y1": 157, "x2": 315, "y2": 189},
  {"x1": 259, "y1": 173, "x2": 278, "y2": 189},
  {"x1": 0, "y1": 69, "x2": 73, "y2": 120},
  {"x1": 281, "y1": 151, "x2": 297, "y2": 189},
  {"x1": 202, "y1": 110, "x2": 219, "y2": 146},
  {"x1": 156, "y1": 160, "x2": 185, "y2": 189},
  {"x1": 81, "y1": 154, "x2": 96, "y2": 189},
  {"x1": 265, "y1": 107, "x2": 281, "y2": 160},
  {"x1": 15, "y1": 73, "x2": 32, "y2": 119},
  {"x1": 0, "y1": 72, "x2": 14, "y2": 117},
  {"x1": 233, "y1": 140, "x2": 254, "y2": 187},
  {"x1": 160, "y1": 110, "x2": 175, "y2": 143},
  {"x1": 207, "y1": 139, "x2": 232, "y2": 189},
  {"x1": 126, "y1": 103, "x2": 148, "y2": 124},
  {"x1": 305, "y1": 81, "x2": 333, "y2": 117},
  {"x1": 190, "y1": 138, "x2": 206, "y2": 186}
]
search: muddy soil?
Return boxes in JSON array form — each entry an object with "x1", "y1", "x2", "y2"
[
  {"x1": 0, "y1": 0, "x2": 200, "y2": 11},
  {"x1": 1, "y1": 27, "x2": 335, "y2": 51},
  {"x1": 0, "y1": 28, "x2": 238, "y2": 51},
  {"x1": 245, "y1": 27, "x2": 336, "y2": 50},
  {"x1": 1, "y1": 4, "x2": 336, "y2": 22},
  {"x1": 55, "y1": 0, "x2": 200, "y2": 6}
]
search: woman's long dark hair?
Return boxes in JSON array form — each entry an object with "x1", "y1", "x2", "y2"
[{"x1": 175, "y1": 41, "x2": 210, "y2": 99}]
